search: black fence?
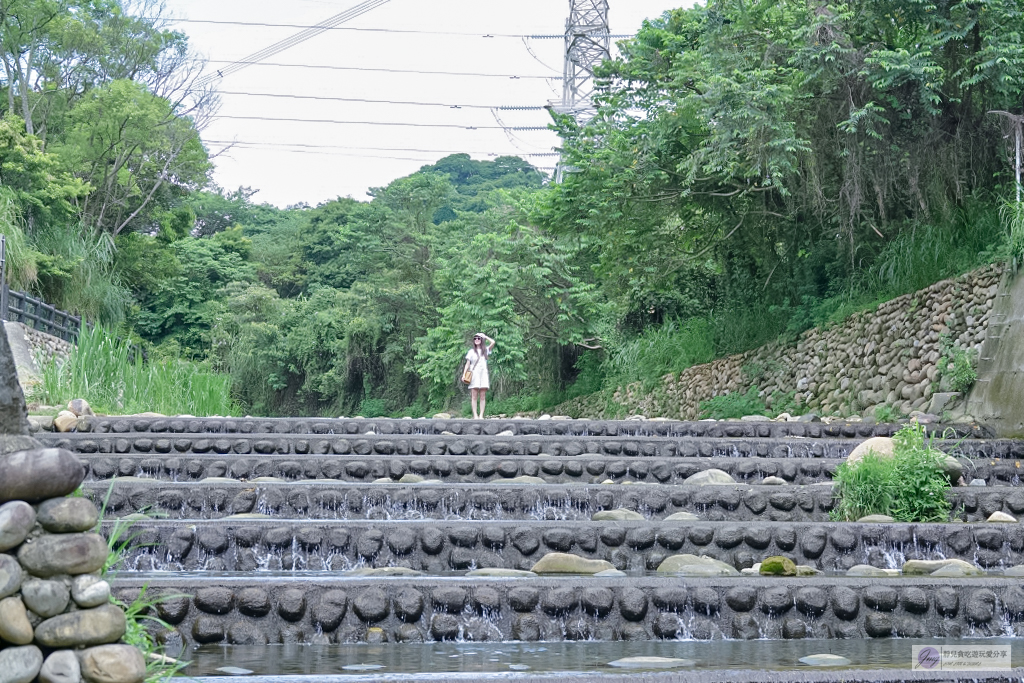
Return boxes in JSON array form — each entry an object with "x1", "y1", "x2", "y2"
[{"x1": 0, "y1": 285, "x2": 84, "y2": 342}]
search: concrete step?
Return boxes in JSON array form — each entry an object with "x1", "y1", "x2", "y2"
[
  {"x1": 38, "y1": 415, "x2": 988, "y2": 440},
  {"x1": 42, "y1": 431, "x2": 1024, "y2": 460},
  {"x1": 110, "y1": 573, "x2": 1024, "y2": 648},
  {"x1": 82, "y1": 480, "x2": 1024, "y2": 523},
  {"x1": 104, "y1": 519, "x2": 1024, "y2": 574},
  {"x1": 73, "y1": 453, "x2": 843, "y2": 485},
  {"x1": 64, "y1": 451, "x2": 1024, "y2": 486}
]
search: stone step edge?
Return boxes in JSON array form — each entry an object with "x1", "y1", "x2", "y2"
[
  {"x1": 38, "y1": 416, "x2": 987, "y2": 440},
  {"x1": 176, "y1": 671, "x2": 1024, "y2": 683},
  {"x1": 82, "y1": 481, "x2": 1022, "y2": 524},
  {"x1": 110, "y1": 575, "x2": 1024, "y2": 646},
  {"x1": 102, "y1": 517, "x2": 1024, "y2": 574}
]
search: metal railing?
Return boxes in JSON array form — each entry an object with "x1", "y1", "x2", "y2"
[
  {"x1": 0, "y1": 235, "x2": 84, "y2": 342},
  {"x1": 1, "y1": 286, "x2": 84, "y2": 342}
]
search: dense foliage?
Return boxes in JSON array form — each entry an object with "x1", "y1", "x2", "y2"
[
  {"x1": 830, "y1": 423, "x2": 953, "y2": 522},
  {"x1": 4, "y1": 0, "x2": 1024, "y2": 417}
]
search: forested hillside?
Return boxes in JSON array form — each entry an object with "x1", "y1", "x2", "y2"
[{"x1": 2, "y1": 0, "x2": 1023, "y2": 418}]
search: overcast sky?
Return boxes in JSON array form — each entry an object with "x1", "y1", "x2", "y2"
[{"x1": 160, "y1": 0, "x2": 679, "y2": 207}]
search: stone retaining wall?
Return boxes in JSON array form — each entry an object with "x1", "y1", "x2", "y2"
[
  {"x1": 81, "y1": 481, "x2": 1024, "y2": 524},
  {"x1": 21, "y1": 326, "x2": 72, "y2": 368},
  {"x1": 114, "y1": 576, "x2": 1024, "y2": 647},
  {"x1": 560, "y1": 264, "x2": 1006, "y2": 420},
  {"x1": 0, "y1": 448, "x2": 144, "y2": 683},
  {"x1": 108, "y1": 520, "x2": 1024, "y2": 574}
]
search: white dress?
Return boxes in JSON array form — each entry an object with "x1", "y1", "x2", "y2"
[{"x1": 465, "y1": 349, "x2": 490, "y2": 389}]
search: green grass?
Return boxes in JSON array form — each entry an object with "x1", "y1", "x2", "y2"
[
  {"x1": 34, "y1": 325, "x2": 235, "y2": 416},
  {"x1": 699, "y1": 386, "x2": 767, "y2": 419},
  {"x1": 830, "y1": 422, "x2": 952, "y2": 522},
  {"x1": 603, "y1": 317, "x2": 716, "y2": 389}
]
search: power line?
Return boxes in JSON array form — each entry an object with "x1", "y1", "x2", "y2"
[
  {"x1": 210, "y1": 143, "x2": 556, "y2": 171},
  {"x1": 216, "y1": 90, "x2": 546, "y2": 111},
  {"x1": 212, "y1": 114, "x2": 552, "y2": 131},
  {"x1": 204, "y1": 60, "x2": 562, "y2": 80},
  {"x1": 204, "y1": 139, "x2": 560, "y2": 157},
  {"x1": 195, "y1": 0, "x2": 393, "y2": 86},
  {"x1": 170, "y1": 17, "x2": 629, "y2": 39}
]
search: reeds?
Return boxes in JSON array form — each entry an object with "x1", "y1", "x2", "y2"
[{"x1": 36, "y1": 325, "x2": 235, "y2": 416}]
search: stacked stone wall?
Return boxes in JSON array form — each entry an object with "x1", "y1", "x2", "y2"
[
  {"x1": 21, "y1": 327, "x2": 72, "y2": 369},
  {"x1": 0, "y1": 447, "x2": 145, "y2": 683},
  {"x1": 565, "y1": 264, "x2": 1005, "y2": 420}
]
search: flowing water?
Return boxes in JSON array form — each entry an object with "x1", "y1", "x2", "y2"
[{"x1": 181, "y1": 638, "x2": 1024, "y2": 677}]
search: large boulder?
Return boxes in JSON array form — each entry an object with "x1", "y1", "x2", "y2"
[
  {"x1": 682, "y1": 469, "x2": 736, "y2": 486},
  {"x1": 657, "y1": 554, "x2": 739, "y2": 576},
  {"x1": 759, "y1": 556, "x2": 797, "y2": 576},
  {"x1": 847, "y1": 437, "x2": 962, "y2": 481},
  {"x1": 902, "y1": 558, "x2": 983, "y2": 576},
  {"x1": 846, "y1": 437, "x2": 895, "y2": 464},
  {"x1": 591, "y1": 508, "x2": 644, "y2": 521},
  {"x1": 0, "y1": 448, "x2": 85, "y2": 504},
  {"x1": 531, "y1": 553, "x2": 614, "y2": 574}
]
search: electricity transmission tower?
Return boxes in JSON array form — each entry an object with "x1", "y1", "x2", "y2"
[{"x1": 554, "y1": 0, "x2": 610, "y2": 181}]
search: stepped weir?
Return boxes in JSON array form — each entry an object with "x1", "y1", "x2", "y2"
[{"x1": 40, "y1": 415, "x2": 1024, "y2": 680}]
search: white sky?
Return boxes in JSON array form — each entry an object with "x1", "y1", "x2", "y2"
[{"x1": 160, "y1": 0, "x2": 679, "y2": 207}]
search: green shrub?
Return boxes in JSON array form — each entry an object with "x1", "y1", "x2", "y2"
[
  {"x1": 603, "y1": 317, "x2": 715, "y2": 388},
  {"x1": 698, "y1": 386, "x2": 766, "y2": 419},
  {"x1": 830, "y1": 422, "x2": 952, "y2": 522},
  {"x1": 357, "y1": 398, "x2": 388, "y2": 418},
  {"x1": 873, "y1": 404, "x2": 903, "y2": 423},
  {"x1": 937, "y1": 333, "x2": 978, "y2": 393},
  {"x1": 35, "y1": 326, "x2": 235, "y2": 416}
]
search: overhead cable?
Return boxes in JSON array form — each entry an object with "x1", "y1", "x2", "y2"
[
  {"x1": 195, "y1": 0, "x2": 393, "y2": 86},
  {"x1": 171, "y1": 17, "x2": 630, "y2": 40},
  {"x1": 203, "y1": 139, "x2": 560, "y2": 156},
  {"x1": 204, "y1": 60, "x2": 562, "y2": 80},
  {"x1": 217, "y1": 90, "x2": 545, "y2": 111},
  {"x1": 212, "y1": 114, "x2": 554, "y2": 131}
]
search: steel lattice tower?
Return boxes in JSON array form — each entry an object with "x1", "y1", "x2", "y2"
[{"x1": 555, "y1": 0, "x2": 610, "y2": 181}]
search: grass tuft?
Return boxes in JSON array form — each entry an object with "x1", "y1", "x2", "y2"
[{"x1": 830, "y1": 422, "x2": 952, "y2": 522}]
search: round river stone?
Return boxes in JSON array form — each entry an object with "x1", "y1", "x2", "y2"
[
  {"x1": 0, "y1": 552, "x2": 24, "y2": 598},
  {"x1": 21, "y1": 578, "x2": 71, "y2": 617},
  {"x1": 39, "y1": 650, "x2": 81, "y2": 683},
  {"x1": 36, "y1": 497, "x2": 100, "y2": 533},
  {"x1": 34, "y1": 604, "x2": 127, "y2": 648},
  {"x1": 0, "y1": 500, "x2": 35, "y2": 551},
  {"x1": 0, "y1": 448, "x2": 85, "y2": 504},
  {"x1": 0, "y1": 645, "x2": 44, "y2": 683},
  {"x1": 0, "y1": 596, "x2": 34, "y2": 644},
  {"x1": 79, "y1": 644, "x2": 147, "y2": 683},
  {"x1": 17, "y1": 532, "x2": 108, "y2": 577}
]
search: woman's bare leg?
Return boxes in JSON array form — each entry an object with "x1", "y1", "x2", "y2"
[
  {"x1": 470, "y1": 389, "x2": 480, "y2": 419},
  {"x1": 479, "y1": 389, "x2": 487, "y2": 419}
]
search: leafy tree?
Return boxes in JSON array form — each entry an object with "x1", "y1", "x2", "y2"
[{"x1": 52, "y1": 79, "x2": 210, "y2": 235}]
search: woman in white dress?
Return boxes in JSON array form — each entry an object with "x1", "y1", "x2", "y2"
[{"x1": 464, "y1": 332, "x2": 495, "y2": 419}]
